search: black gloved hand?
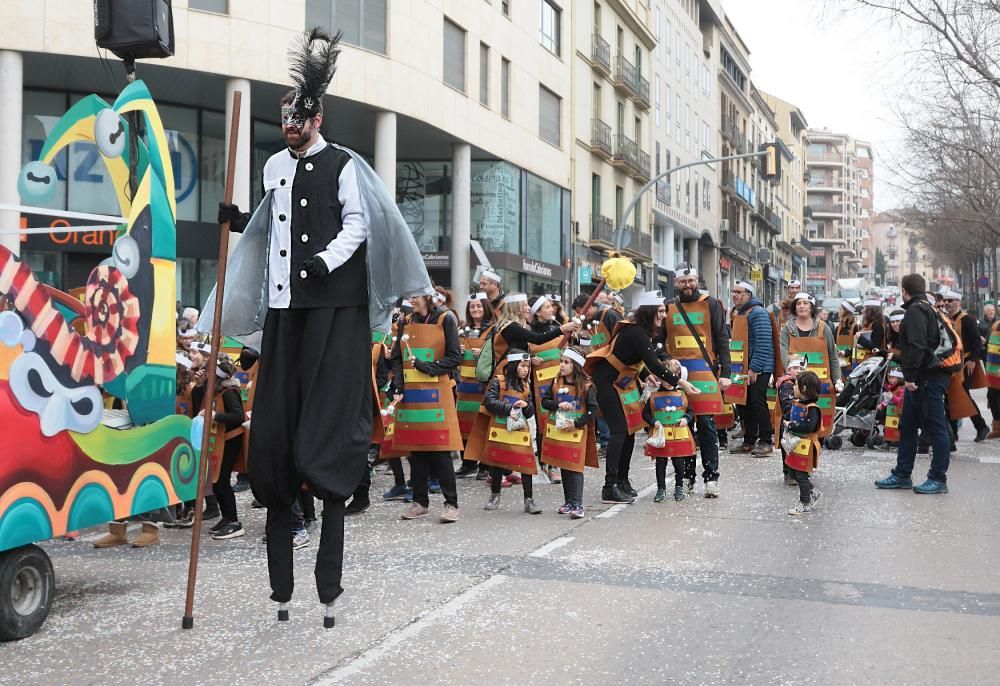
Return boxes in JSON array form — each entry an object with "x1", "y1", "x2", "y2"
[
  {"x1": 218, "y1": 202, "x2": 249, "y2": 233},
  {"x1": 413, "y1": 359, "x2": 433, "y2": 374},
  {"x1": 300, "y1": 255, "x2": 330, "y2": 278}
]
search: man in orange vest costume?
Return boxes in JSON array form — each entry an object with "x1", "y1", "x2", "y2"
[{"x1": 664, "y1": 264, "x2": 732, "y2": 498}]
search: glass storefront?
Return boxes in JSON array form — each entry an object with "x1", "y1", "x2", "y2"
[
  {"x1": 525, "y1": 172, "x2": 562, "y2": 265},
  {"x1": 472, "y1": 161, "x2": 520, "y2": 254}
]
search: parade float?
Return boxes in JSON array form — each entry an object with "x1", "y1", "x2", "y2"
[{"x1": 0, "y1": 81, "x2": 199, "y2": 640}]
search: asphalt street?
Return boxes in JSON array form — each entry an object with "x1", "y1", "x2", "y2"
[{"x1": 4, "y1": 389, "x2": 1000, "y2": 686}]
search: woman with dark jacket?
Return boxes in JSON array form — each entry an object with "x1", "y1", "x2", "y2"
[
  {"x1": 589, "y1": 293, "x2": 691, "y2": 504},
  {"x1": 490, "y1": 295, "x2": 579, "y2": 371}
]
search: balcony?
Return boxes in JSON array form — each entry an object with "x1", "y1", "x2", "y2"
[
  {"x1": 722, "y1": 169, "x2": 753, "y2": 208},
  {"x1": 620, "y1": 226, "x2": 653, "y2": 261},
  {"x1": 590, "y1": 119, "x2": 612, "y2": 159},
  {"x1": 590, "y1": 34, "x2": 611, "y2": 76},
  {"x1": 721, "y1": 229, "x2": 755, "y2": 261},
  {"x1": 806, "y1": 202, "x2": 843, "y2": 218},
  {"x1": 754, "y1": 198, "x2": 782, "y2": 235},
  {"x1": 589, "y1": 214, "x2": 615, "y2": 247},
  {"x1": 612, "y1": 133, "x2": 650, "y2": 180},
  {"x1": 807, "y1": 151, "x2": 845, "y2": 166},
  {"x1": 722, "y1": 115, "x2": 748, "y2": 154},
  {"x1": 613, "y1": 54, "x2": 650, "y2": 109},
  {"x1": 655, "y1": 178, "x2": 671, "y2": 205}
]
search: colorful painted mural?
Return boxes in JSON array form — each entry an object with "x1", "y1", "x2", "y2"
[{"x1": 0, "y1": 81, "x2": 198, "y2": 552}]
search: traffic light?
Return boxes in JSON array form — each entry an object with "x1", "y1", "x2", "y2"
[{"x1": 761, "y1": 142, "x2": 781, "y2": 183}]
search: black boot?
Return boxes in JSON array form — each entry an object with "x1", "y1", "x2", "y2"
[
  {"x1": 455, "y1": 460, "x2": 479, "y2": 477},
  {"x1": 618, "y1": 478, "x2": 638, "y2": 498},
  {"x1": 601, "y1": 484, "x2": 635, "y2": 504},
  {"x1": 345, "y1": 493, "x2": 371, "y2": 515}
]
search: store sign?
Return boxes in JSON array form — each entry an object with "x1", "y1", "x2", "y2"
[
  {"x1": 807, "y1": 272, "x2": 827, "y2": 280},
  {"x1": 810, "y1": 249, "x2": 825, "y2": 257},
  {"x1": 422, "y1": 252, "x2": 450, "y2": 269},
  {"x1": 20, "y1": 216, "x2": 115, "y2": 254},
  {"x1": 719, "y1": 256, "x2": 732, "y2": 271},
  {"x1": 579, "y1": 264, "x2": 592, "y2": 284},
  {"x1": 522, "y1": 257, "x2": 553, "y2": 278},
  {"x1": 750, "y1": 268, "x2": 763, "y2": 281}
]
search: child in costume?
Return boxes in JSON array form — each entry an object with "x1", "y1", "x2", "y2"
[
  {"x1": 878, "y1": 369, "x2": 905, "y2": 447},
  {"x1": 774, "y1": 355, "x2": 804, "y2": 485},
  {"x1": 540, "y1": 347, "x2": 599, "y2": 518},
  {"x1": 643, "y1": 367, "x2": 697, "y2": 502},
  {"x1": 469, "y1": 350, "x2": 541, "y2": 513},
  {"x1": 782, "y1": 371, "x2": 824, "y2": 515}
]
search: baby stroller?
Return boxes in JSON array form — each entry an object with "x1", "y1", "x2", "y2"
[{"x1": 827, "y1": 355, "x2": 890, "y2": 449}]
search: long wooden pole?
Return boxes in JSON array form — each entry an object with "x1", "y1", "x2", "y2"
[
  {"x1": 561, "y1": 277, "x2": 606, "y2": 346},
  {"x1": 182, "y1": 91, "x2": 242, "y2": 630}
]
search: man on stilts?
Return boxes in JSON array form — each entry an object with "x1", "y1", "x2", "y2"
[{"x1": 212, "y1": 29, "x2": 431, "y2": 627}]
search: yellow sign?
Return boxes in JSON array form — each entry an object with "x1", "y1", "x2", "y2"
[{"x1": 751, "y1": 269, "x2": 763, "y2": 281}]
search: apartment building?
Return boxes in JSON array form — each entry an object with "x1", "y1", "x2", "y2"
[
  {"x1": 573, "y1": 0, "x2": 657, "y2": 298},
  {"x1": 804, "y1": 130, "x2": 875, "y2": 298},
  {"x1": 2, "y1": 0, "x2": 574, "y2": 307},
  {"x1": 709, "y1": 11, "x2": 757, "y2": 297},
  {"x1": 647, "y1": 0, "x2": 721, "y2": 295},
  {"x1": 870, "y1": 211, "x2": 955, "y2": 289},
  {"x1": 763, "y1": 92, "x2": 811, "y2": 295}
]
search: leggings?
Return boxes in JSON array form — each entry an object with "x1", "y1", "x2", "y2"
[
  {"x1": 594, "y1": 379, "x2": 635, "y2": 488},
  {"x1": 561, "y1": 469, "x2": 584, "y2": 506},
  {"x1": 212, "y1": 443, "x2": 241, "y2": 522},
  {"x1": 655, "y1": 456, "x2": 696, "y2": 488},
  {"x1": 489, "y1": 467, "x2": 533, "y2": 498}
]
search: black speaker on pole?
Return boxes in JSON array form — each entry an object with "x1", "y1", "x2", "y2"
[{"x1": 94, "y1": 0, "x2": 175, "y2": 60}]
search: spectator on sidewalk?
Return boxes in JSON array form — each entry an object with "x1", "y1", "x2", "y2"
[{"x1": 875, "y1": 274, "x2": 954, "y2": 495}]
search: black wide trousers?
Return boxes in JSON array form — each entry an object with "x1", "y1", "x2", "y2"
[{"x1": 249, "y1": 305, "x2": 372, "y2": 604}]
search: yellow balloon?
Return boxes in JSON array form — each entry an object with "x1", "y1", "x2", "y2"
[{"x1": 601, "y1": 253, "x2": 636, "y2": 291}]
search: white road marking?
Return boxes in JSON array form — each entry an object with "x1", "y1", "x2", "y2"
[
  {"x1": 981, "y1": 456, "x2": 1000, "y2": 464},
  {"x1": 528, "y1": 536, "x2": 575, "y2": 558},
  {"x1": 595, "y1": 504, "x2": 627, "y2": 519},
  {"x1": 314, "y1": 574, "x2": 508, "y2": 684}
]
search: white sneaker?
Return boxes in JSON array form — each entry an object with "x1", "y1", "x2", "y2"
[
  {"x1": 810, "y1": 489, "x2": 822, "y2": 508},
  {"x1": 788, "y1": 502, "x2": 812, "y2": 516},
  {"x1": 292, "y1": 529, "x2": 310, "y2": 549},
  {"x1": 704, "y1": 480, "x2": 719, "y2": 498}
]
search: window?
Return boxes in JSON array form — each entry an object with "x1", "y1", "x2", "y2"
[
  {"x1": 443, "y1": 18, "x2": 466, "y2": 92},
  {"x1": 592, "y1": 82, "x2": 601, "y2": 118},
  {"x1": 594, "y1": 2, "x2": 601, "y2": 33},
  {"x1": 665, "y1": 84, "x2": 672, "y2": 120},
  {"x1": 190, "y1": 0, "x2": 227, "y2": 12},
  {"x1": 307, "y1": 0, "x2": 387, "y2": 54},
  {"x1": 654, "y1": 76, "x2": 661, "y2": 126},
  {"x1": 539, "y1": 85, "x2": 561, "y2": 146},
  {"x1": 502, "y1": 0, "x2": 511, "y2": 16},
  {"x1": 526, "y1": 173, "x2": 563, "y2": 264},
  {"x1": 615, "y1": 186, "x2": 624, "y2": 226},
  {"x1": 592, "y1": 173, "x2": 601, "y2": 216},
  {"x1": 540, "y1": 0, "x2": 561, "y2": 56},
  {"x1": 480, "y1": 43, "x2": 490, "y2": 106},
  {"x1": 471, "y1": 161, "x2": 521, "y2": 253},
  {"x1": 501, "y1": 57, "x2": 511, "y2": 118}
]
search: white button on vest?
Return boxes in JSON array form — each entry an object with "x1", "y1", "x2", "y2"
[
  {"x1": 305, "y1": 162, "x2": 314, "y2": 171},
  {"x1": 301, "y1": 234, "x2": 309, "y2": 242},
  {"x1": 300, "y1": 198, "x2": 308, "y2": 207},
  {"x1": 300, "y1": 270, "x2": 308, "y2": 279}
]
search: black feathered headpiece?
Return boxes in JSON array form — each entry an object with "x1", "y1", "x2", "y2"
[{"x1": 284, "y1": 28, "x2": 341, "y2": 124}]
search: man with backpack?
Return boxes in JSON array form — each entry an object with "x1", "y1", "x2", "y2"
[{"x1": 876, "y1": 274, "x2": 959, "y2": 494}]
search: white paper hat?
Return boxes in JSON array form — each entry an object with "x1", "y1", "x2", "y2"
[
  {"x1": 889, "y1": 369, "x2": 904, "y2": 379},
  {"x1": 888, "y1": 309, "x2": 905, "y2": 322},
  {"x1": 506, "y1": 351, "x2": 530, "y2": 362},
  {"x1": 634, "y1": 290, "x2": 664, "y2": 307},
  {"x1": 530, "y1": 296, "x2": 550, "y2": 315},
  {"x1": 788, "y1": 279, "x2": 802, "y2": 288},
  {"x1": 504, "y1": 293, "x2": 528, "y2": 304},
  {"x1": 674, "y1": 263, "x2": 698, "y2": 278},
  {"x1": 562, "y1": 349, "x2": 586, "y2": 367},
  {"x1": 794, "y1": 292, "x2": 816, "y2": 305},
  {"x1": 863, "y1": 298, "x2": 882, "y2": 308},
  {"x1": 471, "y1": 291, "x2": 489, "y2": 301},
  {"x1": 734, "y1": 280, "x2": 754, "y2": 296},
  {"x1": 942, "y1": 289, "x2": 962, "y2": 301},
  {"x1": 481, "y1": 269, "x2": 502, "y2": 283}
]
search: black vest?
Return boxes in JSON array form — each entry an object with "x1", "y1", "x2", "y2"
[{"x1": 289, "y1": 145, "x2": 368, "y2": 309}]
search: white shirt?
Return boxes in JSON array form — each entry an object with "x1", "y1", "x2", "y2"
[{"x1": 262, "y1": 135, "x2": 367, "y2": 308}]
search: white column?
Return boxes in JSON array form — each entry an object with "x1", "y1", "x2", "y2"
[
  {"x1": 0, "y1": 51, "x2": 23, "y2": 257},
  {"x1": 225, "y1": 78, "x2": 251, "y2": 255},
  {"x1": 374, "y1": 111, "x2": 397, "y2": 192},
  {"x1": 663, "y1": 224, "x2": 675, "y2": 270},
  {"x1": 450, "y1": 142, "x2": 471, "y2": 314},
  {"x1": 686, "y1": 237, "x2": 699, "y2": 270}
]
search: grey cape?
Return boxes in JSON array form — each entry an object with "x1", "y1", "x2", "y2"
[{"x1": 198, "y1": 143, "x2": 433, "y2": 345}]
